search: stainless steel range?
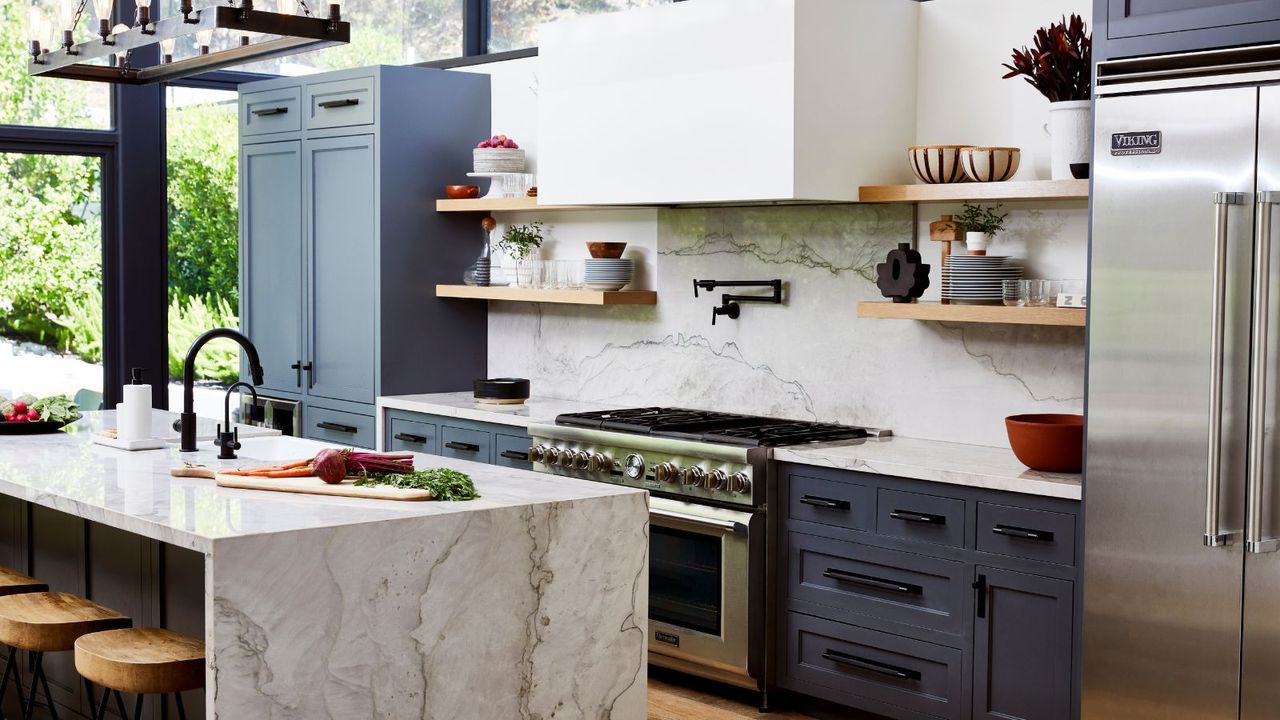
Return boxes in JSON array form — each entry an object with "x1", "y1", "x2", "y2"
[{"x1": 527, "y1": 407, "x2": 889, "y2": 694}]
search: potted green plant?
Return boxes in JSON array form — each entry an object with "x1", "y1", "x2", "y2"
[
  {"x1": 957, "y1": 203, "x2": 1008, "y2": 255},
  {"x1": 498, "y1": 221, "x2": 545, "y2": 288},
  {"x1": 1002, "y1": 14, "x2": 1091, "y2": 179}
]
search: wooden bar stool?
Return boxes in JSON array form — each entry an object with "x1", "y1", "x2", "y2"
[
  {"x1": 0, "y1": 592, "x2": 129, "y2": 720},
  {"x1": 0, "y1": 568, "x2": 47, "y2": 719},
  {"x1": 75, "y1": 628, "x2": 204, "y2": 720}
]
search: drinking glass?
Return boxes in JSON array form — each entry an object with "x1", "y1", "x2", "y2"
[
  {"x1": 1002, "y1": 279, "x2": 1024, "y2": 307},
  {"x1": 568, "y1": 260, "x2": 585, "y2": 289},
  {"x1": 515, "y1": 259, "x2": 538, "y2": 288},
  {"x1": 1039, "y1": 280, "x2": 1063, "y2": 307},
  {"x1": 554, "y1": 260, "x2": 573, "y2": 290}
]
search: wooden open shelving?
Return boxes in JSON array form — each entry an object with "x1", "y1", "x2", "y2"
[
  {"x1": 436, "y1": 284, "x2": 657, "y2": 305},
  {"x1": 857, "y1": 179, "x2": 1088, "y2": 204},
  {"x1": 857, "y1": 301, "x2": 1086, "y2": 327},
  {"x1": 436, "y1": 197, "x2": 634, "y2": 213}
]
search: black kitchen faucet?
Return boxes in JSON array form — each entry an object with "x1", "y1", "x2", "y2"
[
  {"x1": 693, "y1": 279, "x2": 784, "y2": 325},
  {"x1": 179, "y1": 328, "x2": 264, "y2": 453}
]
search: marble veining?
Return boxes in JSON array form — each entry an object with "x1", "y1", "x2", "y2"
[{"x1": 377, "y1": 392, "x2": 618, "y2": 428}]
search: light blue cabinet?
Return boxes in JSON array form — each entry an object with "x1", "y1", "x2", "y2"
[{"x1": 239, "y1": 66, "x2": 491, "y2": 439}]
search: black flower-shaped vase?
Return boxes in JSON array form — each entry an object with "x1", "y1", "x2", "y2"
[{"x1": 875, "y1": 243, "x2": 931, "y2": 304}]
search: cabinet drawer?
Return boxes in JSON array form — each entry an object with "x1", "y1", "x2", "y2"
[
  {"x1": 784, "y1": 612, "x2": 963, "y2": 720},
  {"x1": 976, "y1": 502, "x2": 1076, "y2": 566},
  {"x1": 241, "y1": 87, "x2": 301, "y2": 136},
  {"x1": 388, "y1": 417, "x2": 438, "y2": 455},
  {"x1": 789, "y1": 473, "x2": 874, "y2": 532},
  {"x1": 305, "y1": 77, "x2": 375, "y2": 129},
  {"x1": 876, "y1": 489, "x2": 966, "y2": 549},
  {"x1": 789, "y1": 532, "x2": 967, "y2": 640},
  {"x1": 494, "y1": 433, "x2": 533, "y2": 470},
  {"x1": 306, "y1": 406, "x2": 374, "y2": 449},
  {"x1": 441, "y1": 425, "x2": 491, "y2": 463}
]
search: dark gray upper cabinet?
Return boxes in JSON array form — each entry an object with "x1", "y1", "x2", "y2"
[
  {"x1": 239, "y1": 66, "x2": 491, "y2": 425},
  {"x1": 1097, "y1": 0, "x2": 1280, "y2": 60}
]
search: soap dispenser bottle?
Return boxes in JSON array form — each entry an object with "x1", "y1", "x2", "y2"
[{"x1": 118, "y1": 367, "x2": 151, "y2": 442}]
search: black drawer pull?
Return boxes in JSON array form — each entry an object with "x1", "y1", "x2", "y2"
[
  {"x1": 992, "y1": 524, "x2": 1054, "y2": 542},
  {"x1": 500, "y1": 450, "x2": 530, "y2": 461},
  {"x1": 800, "y1": 495, "x2": 850, "y2": 510},
  {"x1": 890, "y1": 509, "x2": 946, "y2": 525},
  {"x1": 251, "y1": 106, "x2": 289, "y2": 116},
  {"x1": 445, "y1": 441, "x2": 480, "y2": 452},
  {"x1": 319, "y1": 98, "x2": 360, "y2": 109},
  {"x1": 289, "y1": 361, "x2": 302, "y2": 387},
  {"x1": 821, "y1": 649, "x2": 921, "y2": 681},
  {"x1": 394, "y1": 432, "x2": 427, "y2": 444},
  {"x1": 823, "y1": 568, "x2": 922, "y2": 595},
  {"x1": 316, "y1": 421, "x2": 356, "y2": 434}
]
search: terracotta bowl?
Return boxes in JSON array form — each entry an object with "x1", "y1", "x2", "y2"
[
  {"x1": 587, "y1": 242, "x2": 628, "y2": 259},
  {"x1": 445, "y1": 184, "x2": 480, "y2": 200},
  {"x1": 1005, "y1": 414, "x2": 1084, "y2": 473}
]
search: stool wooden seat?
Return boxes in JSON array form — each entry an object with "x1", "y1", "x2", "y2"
[
  {"x1": 0, "y1": 592, "x2": 129, "y2": 652},
  {"x1": 75, "y1": 628, "x2": 204, "y2": 696},
  {"x1": 0, "y1": 568, "x2": 45, "y2": 598}
]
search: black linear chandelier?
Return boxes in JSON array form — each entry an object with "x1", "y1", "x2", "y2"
[{"x1": 26, "y1": 0, "x2": 350, "y2": 84}]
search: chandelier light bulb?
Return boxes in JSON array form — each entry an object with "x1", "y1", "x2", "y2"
[
  {"x1": 91, "y1": 0, "x2": 112, "y2": 35},
  {"x1": 159, "y1": 35, "x2": 175, "y2": 63},
  {"x1": 28, "y1": 6, "x2": 50, "y2": 44},
  {"x1": 197, "y1": 27, "x2": 213, "y2": 54}
]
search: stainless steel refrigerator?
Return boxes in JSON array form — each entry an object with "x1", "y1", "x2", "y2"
[{"x1": 1085, "y1": 46, "x2": 1280, "y2": 719}]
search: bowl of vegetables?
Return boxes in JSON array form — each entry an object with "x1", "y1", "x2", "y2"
[{"x1": 0, "y1": 394, "x2": 81, "y2": 435}]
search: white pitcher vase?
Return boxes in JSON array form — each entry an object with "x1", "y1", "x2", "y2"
[{"x1": 1046, "y1": 99, "x2": 1092, "y2": 180}]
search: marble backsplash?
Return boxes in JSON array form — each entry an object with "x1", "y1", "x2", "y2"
[{"x1": 488, "y1": 204, "x2": 1086, "y2": 447}]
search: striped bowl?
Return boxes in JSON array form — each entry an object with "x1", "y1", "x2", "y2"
[
  {"x1": 960, "y1": 147, "x2": 1021, "y2": 183},
  {"x1": 908, "y1": 145, "x2": 971, "y2": 184}
]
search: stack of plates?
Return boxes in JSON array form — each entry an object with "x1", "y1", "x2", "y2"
[
  {"x1": 584, "y1": 258, "x2": 633, "y2": 291},
  {"x1": 941, "y1": 255, "x2": 1022, "y2": 303}
]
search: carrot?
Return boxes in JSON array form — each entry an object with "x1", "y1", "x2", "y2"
[
  {"x1": 279, "y1": 459, "x2": 312, "y2": 470},
  {"x1": 262, "y1": 468, "x2": 316, "y2": 478}
]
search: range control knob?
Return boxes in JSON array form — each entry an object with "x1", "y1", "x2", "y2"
[
  {"x1": 681, "y1": 466, "x2": 707, "y2": 488},
  {"x1": 706, "y1": 469, "x2": 729, "y2": 491},
  {"x1": 528, "y1": 445, "x2": 548, "y2": 463},
  {"x1": 572, "y1": 451, "x2": 592, "y2": 470},
  {"x1": 624, "y1": 453, "x2": 646, "y2": 480},
  {"x1": 590, "y1": 453, "x2": 614, "y2": 473},
  {"x1": 558, "y1": 449, "x2": 576, "y2": 468},
  {"x1": 541, "y1": 447, "x2": 561, "y2": 465},
  {"x1": 729, "y1": 472, "x2": 752, "y2": 495},
  {"x1": 654, "y1": 462, "x2": 679, "y2": 483}
]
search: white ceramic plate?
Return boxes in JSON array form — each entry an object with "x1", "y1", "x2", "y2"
[{"x1": 586, "y1": 282, "x2": 628, "y2": 291}]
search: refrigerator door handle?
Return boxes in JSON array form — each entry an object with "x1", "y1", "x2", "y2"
[
  {"x1": 1248, "y1": 191, "x2": 1280, "y2": 554},
  {"x1": 1207, "y1": 191, "x2": 1246, "y2": 547}
]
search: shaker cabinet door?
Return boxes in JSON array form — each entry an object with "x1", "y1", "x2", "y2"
[
  {"x1": 1107, "y1": 0, "x2": 1280, "y2": 39},
  {"x1": 304, "y1": 135, "x2": 377, "y2": 405},
  {"x1": 240, "y1": 141, "x2": 304, "y2": 397},
  {"x1": 973, "y1": 567, "x2": 1073, "y2": 720}
]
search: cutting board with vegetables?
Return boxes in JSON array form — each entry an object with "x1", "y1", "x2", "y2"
[{"x1": 214, "y1": 472, "x2": 434, "y2": 501}]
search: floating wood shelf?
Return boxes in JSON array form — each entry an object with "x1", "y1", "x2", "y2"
[
  {"x1": 435, "y1": 197, "x2": 642, "y2": 213},
  {"x1": 436, "y1": 285, "x2": 657, "y2": 305},
  {"x1": 857, "y1": 179, "x2": 1089, "y2": 204},
  {"x1": 857, "y1": 301, "x2": 1086, "y2": 327}
]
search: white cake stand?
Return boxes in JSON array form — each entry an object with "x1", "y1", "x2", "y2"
[{"x1": 467, "y1": 172, "x2": 535, "y2": 199}]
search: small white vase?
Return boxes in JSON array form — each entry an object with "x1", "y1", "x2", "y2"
[
  {"x1": 965, "y1": 231, "x2": 990, "y2": 256},
  {"x1": 1047, "y1": 100, "x2": 1091, "y2": 180}
]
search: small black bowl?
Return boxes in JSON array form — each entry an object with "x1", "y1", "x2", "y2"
[{"x1": 1069, "y1": 162, "x2": 1090, "y2": 180}]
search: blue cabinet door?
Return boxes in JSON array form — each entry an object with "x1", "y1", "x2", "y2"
[
  {"x1": 304, "y1": 135, "x2": 377, "y2": 405},
  {"x1": 240, "y1": 141, "x2": 303, "y2": 397}
]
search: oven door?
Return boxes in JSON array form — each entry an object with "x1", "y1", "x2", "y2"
[{"x1": 648, "y1": 496, "x2": 762, "y2": 688}]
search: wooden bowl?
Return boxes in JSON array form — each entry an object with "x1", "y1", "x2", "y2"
[
  {"x1": 908, "y1": 145, "x2": 971, "y2": 184},
  {"x1": 960, "y1": 147, "x2": 1021, "y2": 182},
  {"x1": 1005, "y1": 414, "x2": 1084, "y2": 473},
  {"x1": 587, "y1": 242, "x2": 627, "y2": 259},
  {"x1": 445, "y1": 185, "x2": 480, "y2": 199}
]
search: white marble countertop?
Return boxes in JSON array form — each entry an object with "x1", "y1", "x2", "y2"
[
  {"x1": 775, "y1": 436, "x2": 1082, "y2": 500},
  {"x1": 0, "y1": 410, "x2": 645, "y2": 553},
  {"x1": 377, "y1": 391, "x2": 616, "y2": 428}
]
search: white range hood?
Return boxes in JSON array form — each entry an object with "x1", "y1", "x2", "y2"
[{"x1": 537, "y1": 0, "x2": 919, "y2": 206}]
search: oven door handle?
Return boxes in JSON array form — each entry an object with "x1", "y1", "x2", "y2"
[{"x1": 650, "y1": 507, "x2": 748, "y2": 536}]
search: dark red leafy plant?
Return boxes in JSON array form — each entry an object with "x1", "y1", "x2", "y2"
[{"x1": 1002, "y1": 14, "x2": 1092, "y2": 103}]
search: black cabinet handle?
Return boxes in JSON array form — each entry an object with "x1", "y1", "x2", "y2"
[
  {"x1": 823, "y1": 568, "x2": 922, "y2": 595},
  {"x1": 318, "y1": 98, "x2": 359, "y2": 109},
  {"x1": 394, "y1": 433, "x2": 427, "y2": 444},
  {"x1": 251, "y1": 106, "x2": 288, "y2": 116},
  {"x1": 500, "y1": 450, "x2": 530, "y2": 461},
  {"x1": 973, "y1": 574, "x2": 988, "y2": 619},
  {"x1": 445, "y1": 441, "x2": 480, "y2": 453},
  {"x1": 800, "y1": 495, "x2": 850, "y2": 510},
  {"x1": 992, "y1": 524, "x2": 1055, "y2": 542},
  {"x1": 890, "y1": 509, "x2": 946, "y2": 525},
  {"x1": 821, "y1": 649, "x2": 921, "y2": 681},
  {"x1": 289, "y1": 361, "x2": 302, "y2": 387},
  {"x1": 316, "y1": 421, "x2": 356, "y2": 433},
  {"x1": 302, "y1": 362, "x2": 313, "y2": 388}
]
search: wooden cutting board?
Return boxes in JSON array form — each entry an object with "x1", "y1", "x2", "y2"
[{"x1": 214, "y1": 472, "x2": 434, "y2": 501}]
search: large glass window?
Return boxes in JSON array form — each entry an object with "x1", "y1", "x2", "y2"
[
  {"x1": 165, "y1": 87, "x2": 240, "y2": 418},
  {"x1": 0, "y1": 0, "x2": 112, "y2": 128},
  {"x1": 488, "y1": 0, "x2": 672, "y2": 53}
]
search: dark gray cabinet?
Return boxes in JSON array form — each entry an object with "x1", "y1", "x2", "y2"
[
  {"x1": 776, "y1": 463, "x2": 1080, "y2": 720},
  {"x1": 1097, "y1": 0, "x2": 1280, "y2": 60},
  {"x1": 239, "y1": 66, "x2": 491, "y2": 441},
  {"x1": 380, "y1": 408, "x2": 532, "y2": 470}
]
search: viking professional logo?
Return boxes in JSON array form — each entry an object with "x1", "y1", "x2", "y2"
[{"x1": 1112, "y1": 131, "x2": 1162, "y2": 156}]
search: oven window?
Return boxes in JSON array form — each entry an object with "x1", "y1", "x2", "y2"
[{"x1": 650, "y1": 525, "x2": 722, "y2": 636}]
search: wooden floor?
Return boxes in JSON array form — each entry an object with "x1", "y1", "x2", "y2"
[{"x1": 648, "y1": 676, "x2": 816, "y2": 720}]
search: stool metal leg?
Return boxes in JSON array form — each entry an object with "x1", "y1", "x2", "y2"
[
  {"x1": 0, "y1": 645, "x2": 26, "y2": 719},
  {"x1": 21, "y1": 651, "x2": 56, "y2": 720},
  {"x1": 111, "y1": 690, "x2": 127, "y2": 720},
  {"x1": 131, "y1": 692, "x2": 142, "y2": 720},
  {"x1": 174, "y1": 691, "x2": 187, "y2": 720},
  {"x1": 93, "y1": 686, "x2": 110, "y2": 720}
]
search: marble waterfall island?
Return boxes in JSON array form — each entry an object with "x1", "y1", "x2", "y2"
[{"x1": 0, "y1": 412, "x2": 649, "y2": 719}]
